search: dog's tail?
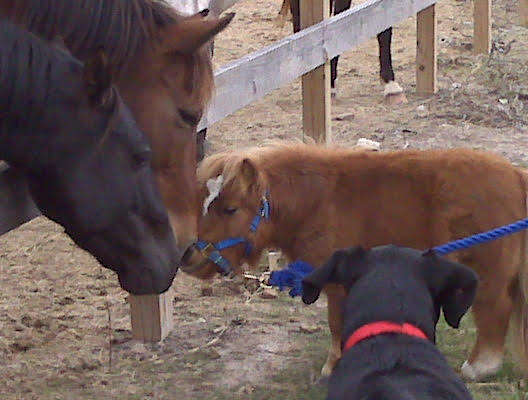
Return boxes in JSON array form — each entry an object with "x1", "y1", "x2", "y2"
[{"x1": 510, "y1": 168, "x2": 528, "y2": 373}]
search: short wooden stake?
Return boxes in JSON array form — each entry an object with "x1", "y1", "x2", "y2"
[
  {"x1": 416, "y1": 5, "x2": 437, "y2": 95},
  {"x1": 473, "y1": 0, "x2": 491, "y2": 54},
  {"x1": 300, "y1": 0, "x2": 331, "y2": 144},
  {"x1": 129, "y1": 288, "x2": 174, "y2": 342}
]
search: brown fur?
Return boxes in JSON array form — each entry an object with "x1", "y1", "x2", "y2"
[
  {"x1": 0, "y1": 0, "x2": 233, "y2": 249},
  {"x1": 188, "y1": 142, "x2": 528, "y2": 378}
]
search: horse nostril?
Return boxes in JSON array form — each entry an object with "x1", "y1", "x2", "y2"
[
  {"x1": 178, "y1": 109, "x2": 201, "y2": 127},
  {"x1": 181, "y1": 245, "x2": 195, "y2": 265}
]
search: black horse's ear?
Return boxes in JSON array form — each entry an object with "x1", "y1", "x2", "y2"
[
  {"x1": 423, "y1": 251, "x2": 479, "y2": 328},
  {"x1": 302, "y1": 246, "x2": 367, "y2": 305},
  {"x1": 83, "y1": 48, "x2": 114, "y2": 107}
]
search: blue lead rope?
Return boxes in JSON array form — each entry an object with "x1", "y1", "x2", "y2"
[
  {"x1": 432, "y1": 217, "x2": 528, "y2": 255},
  {"x1": 269, "y1": 216, "x2": 528, "y2": 297}
]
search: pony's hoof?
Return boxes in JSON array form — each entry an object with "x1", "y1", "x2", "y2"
[
  {"x1": 461, "y1": 359, "x2": 501, "y2": 381},
  {"x1": 320, "y1": 362, "x2": 334, "y2": 377}
]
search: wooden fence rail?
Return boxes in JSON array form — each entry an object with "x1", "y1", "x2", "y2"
[{"x1": 198, "y1": 0, "x2": 438, "y2": 131}]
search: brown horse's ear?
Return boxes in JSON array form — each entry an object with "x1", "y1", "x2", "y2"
[
  {"x1": 158, "y1": 12, "x2": 234, "y2": 54},
  {"x1": 83, "y1": 49, "x2": 114, "y2": 107},
  {"x1": 238, "y1": 158, "x2": 258, "y2": 194}
]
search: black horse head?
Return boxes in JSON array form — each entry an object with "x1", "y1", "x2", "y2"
[{"x1": 0, "y1": 20, "x2": 181, "y2": 294}]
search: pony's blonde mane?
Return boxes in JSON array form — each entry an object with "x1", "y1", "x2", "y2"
[{"x1": 197, "y1": 140, "x2": 372, "y2": 186}]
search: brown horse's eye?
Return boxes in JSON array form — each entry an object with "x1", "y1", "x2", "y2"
[{"x1": 223, "y1": 207, "x2": 237, "y2": 215}]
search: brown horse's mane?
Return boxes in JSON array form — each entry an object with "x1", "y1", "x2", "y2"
[{"x1": 0, "y1": 0, "x2": 212, "y2": 98}]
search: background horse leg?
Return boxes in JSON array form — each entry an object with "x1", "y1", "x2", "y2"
[
  {"x1": 289, "y1": 0, "x2": 301, "y2": 32},
  {"x1": 275, "y1": 0, "x2": 292, "y2": 27},
  {"x1": 377, "y1": 28, "x2": 407, "y2": 105},
  {"x1": 321, "y1": 284, "x2": 346, "y2": 377},
  {"x1": 330, "y1": 0, "x2": 351, "y2": 97}
]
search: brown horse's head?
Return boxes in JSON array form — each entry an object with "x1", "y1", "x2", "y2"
[
  {"x1": 115, "y1": 10, "x2": 234, "y2": 251},
  {"x1": 1, "y1": 0, "x2": 234, "y2": 257},
  {"x1": 181, "y1": 151, "x2": 273, "y2": 279}
]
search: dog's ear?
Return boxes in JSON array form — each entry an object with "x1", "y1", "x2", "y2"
[
  {"x1": 423, "y1": 250, "x2": 479, "y2": 328},
  {"x1": 302, "y1": 246, "x2": 367, "y2": 305}
]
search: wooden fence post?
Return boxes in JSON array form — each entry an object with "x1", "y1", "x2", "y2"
[
  {"x1": 416, "y1": 4, "x2": 437, "y2": 95},
  {"x1": 300, "y1": 0, "x2": 331, "y2": 144},
  {"x1": 129, "y1": 288, "x2": 174, "y2": 342},
  {"x1": 521, "y1": 0, "x2": 528, "y2": 27},
  {"x1": 473, "y1": 0, "x2": 491, "y2": 54}
]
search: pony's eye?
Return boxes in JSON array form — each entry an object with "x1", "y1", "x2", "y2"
[{"x1": 223, "y1": 207, "x2": 237, "y2": 215}]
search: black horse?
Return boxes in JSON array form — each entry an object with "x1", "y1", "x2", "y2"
[
  {"x1": 0, "y1": 19, "x2": 180, "y2": 294},
  {"x1": 287, "y1": 0, "x2": 406, "y2": 103}
]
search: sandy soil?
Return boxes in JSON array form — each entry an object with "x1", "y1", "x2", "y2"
[{"x1": 1, "y1": 0, "x2": 527, "y2": 398}]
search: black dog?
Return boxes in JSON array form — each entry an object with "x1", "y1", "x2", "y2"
[{"x1": 302, "y1": 245, "x2": 477, "y2": 400}]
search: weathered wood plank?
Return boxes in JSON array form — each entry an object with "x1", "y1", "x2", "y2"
[
  {"x1": 0, "y1": 163, "x2": 40, "y2": 236},
  {"x1": 416, "y1": 4, "x2": 437, "y2": 94},
  {"x1": 473, "y1": 0, "x2": 491, "y2": 54},
  {"x1": 197, "y1": 0, "x2": 437, "y2": 130},
  {"x1": 300, "y1": 0, "x2": 331, "y2": 144}
]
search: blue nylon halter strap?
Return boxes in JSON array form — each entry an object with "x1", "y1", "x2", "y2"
[{"x1": 196, "y1": 192, "x2": 271, "y2": 276}]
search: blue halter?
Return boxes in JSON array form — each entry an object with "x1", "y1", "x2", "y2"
[{"x1": 195, "y1": 192, "x2": 271, "y2": 276}]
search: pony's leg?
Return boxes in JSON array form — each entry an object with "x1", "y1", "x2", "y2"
[
  {"x1": 377, "y1": 28, "x2": 407, "y2": 105},
  {"x1": 461, "y1": 281, "x2": 512, "y2": 380},
  {"x1": 458, "y1": 245, "x2": 519, "y2": 381},
  {"x1": 322, "y1": 284, "x2": 346, "y2": 377},
  {"x1": 330, "y1": 0, "x2": 352, "y2": 97}
]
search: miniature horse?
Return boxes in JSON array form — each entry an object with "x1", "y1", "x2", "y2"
[
  {"x1": 1, "y1": 0, "x2": 234, "y2": 252},
  {"x1": 286, "y1": 0, "x2": 406, "y2": 103},
  {"x1": 183, "y1": 142, "x2": 528, "y2": 381},
  {"x1": 0, "y1": 20, "x2": 179, "y2": 294}
]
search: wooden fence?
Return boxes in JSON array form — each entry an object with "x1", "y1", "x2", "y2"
[{"x1": 1, "y1": 0, "x2": 526, "y2": 341}]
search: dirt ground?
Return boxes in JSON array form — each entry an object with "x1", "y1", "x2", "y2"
[{"x1": 1, "y1": 0, "x2": 528, "y2": 398}]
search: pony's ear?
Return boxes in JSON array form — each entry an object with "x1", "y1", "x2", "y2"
[
  {"x1": 238, "y1": 158, "x2": 258, "y2": 194},
  {"x1": 423, "y1": 251, "x2": 479, "y2": 328},
  {"x1": 83, "y1": 49, "x2": 114, "y2": 107},
  {"x1": 302, "y1": 247, "x2": 367, "y2": 305},
  {"x1": 158, "y1": 12, "x2": 234, "y2": 54}
]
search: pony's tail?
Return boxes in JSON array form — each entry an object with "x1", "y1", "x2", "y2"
[{"x1": 510, "y1": 168, "x2": 528, "y2": 373}]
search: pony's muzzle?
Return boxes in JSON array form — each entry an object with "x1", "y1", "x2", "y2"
[{"x1": 180, "y1": 243, "x2": 211, "y2": 274}]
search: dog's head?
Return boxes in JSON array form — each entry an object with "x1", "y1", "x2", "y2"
[{"x1": 302, "y1": 245, "x2": 478, "y2": 329}]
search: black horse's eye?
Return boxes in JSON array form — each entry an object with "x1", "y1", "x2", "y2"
[
  {"x1": 223, "y1": 207, "x2": 237, "y2": 215},
  {"x1": 133, "y1": 150, "x2": 151, "y2": 169}
]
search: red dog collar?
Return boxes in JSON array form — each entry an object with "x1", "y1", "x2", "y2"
[{"x1": 343, "y1": 321, "x2": 428, "y2": 352}]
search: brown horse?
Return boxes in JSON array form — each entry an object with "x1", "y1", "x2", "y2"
[
  {"x1": 0, "y1": 0, "x2": 234, "y2": 254},
  {"x1": 182, "y1": 142, "x2": 528, "y2": 381}
]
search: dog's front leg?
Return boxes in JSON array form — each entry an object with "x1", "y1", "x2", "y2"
[{"x1": 322, "y1": 283, "x2": 346, "y2": 377}]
